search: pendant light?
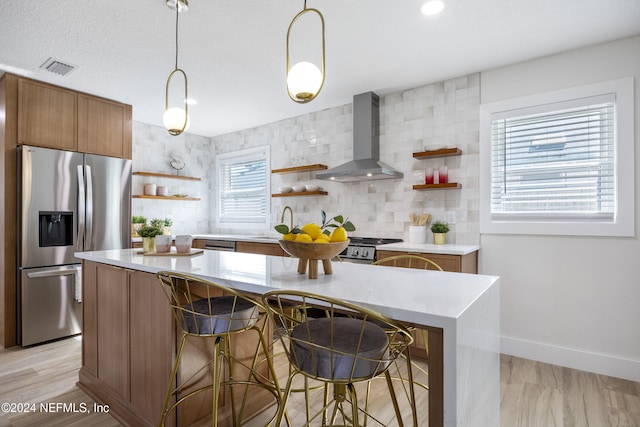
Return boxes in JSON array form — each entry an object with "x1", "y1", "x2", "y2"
[
  {"x1": 163, "y1": 0, "x2": 190, "y2": 136},
  {"x1": 286, "y1": 1, "x2": 326, "y2": 103}
]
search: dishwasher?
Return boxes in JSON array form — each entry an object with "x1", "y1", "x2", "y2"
[{"x1": 202, "y1": 239, "x2": 236, "y2": 252}]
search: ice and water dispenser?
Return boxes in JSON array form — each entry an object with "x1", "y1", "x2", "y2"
[{"x1": 38, "y1": 211, "x2": 73, "y2": 247}]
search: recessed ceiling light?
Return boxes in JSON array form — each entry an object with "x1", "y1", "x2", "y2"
[{"x1": 421, "y1": 0, "x2": 444, "y2": 16}]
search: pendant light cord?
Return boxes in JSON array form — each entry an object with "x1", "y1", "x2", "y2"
[{"x1": 174, "y1": 5, "x2": 179, "y2": 70}]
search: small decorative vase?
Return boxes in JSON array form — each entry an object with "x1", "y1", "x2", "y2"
[
  {"x1": 433, "y1": 233, "x2": 446, "y2": 245},
  {"x1": 132, "y1": 223, "x2": 142, "y2": 237},
  {"x1": 162, "y1": 226, "x2": 172, "y2": 236},
  {"x1": 142, "y1": 237, "x2": 156, "y2": 253}
]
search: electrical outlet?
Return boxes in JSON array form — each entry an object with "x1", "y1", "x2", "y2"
[{"x1": 446, "y1": 210, "x2": 456, "y2": 224}]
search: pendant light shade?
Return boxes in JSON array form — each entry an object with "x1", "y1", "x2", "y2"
[
  {"x1": 287, "y1": 61, "x2": 323, "y2": 100},
  {"x1": 286, "y1": 2, "x2": 325, "y2": 103},
  {"x1": 164, "y1": 0, "x2": 190, "y2": 136},
  {"x1": 163, "y1": 107, "x2": 191, "y2": 135}
]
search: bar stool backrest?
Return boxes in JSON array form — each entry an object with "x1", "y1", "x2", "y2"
[
  {"x1": 263, "y1": 290, "x2": 413, "y2": 384},
  {"x1": 373, "y1": 254, "x2": 443, "y2": 270},
  {"x1": 157, "y1": 271, "x2": 261, "y2": 337}
]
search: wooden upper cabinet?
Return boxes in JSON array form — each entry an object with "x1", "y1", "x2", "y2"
[
  {"x1": 17, "y1": 77, "x2": 132, "y2": 158},
  {"x1": 18, "y1": 78, "x2": 77, "y2": 151},
  {"x1": 78, "y1": 94, "x2": 132, "y2": 158}
]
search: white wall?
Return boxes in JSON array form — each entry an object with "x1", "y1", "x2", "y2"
[{"x1": 479, "y1": 36, "x2": 640, "y2": 381}]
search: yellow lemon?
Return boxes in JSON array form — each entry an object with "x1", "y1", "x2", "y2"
[
  {"x1": 330, "y1": 226, "x2": 348, "y2": 242},
  {"x1": 283, "y1": 233, "x2": 297, "y2": 241},
  {"x1": 301, "y1": 223, "x2": 322, "y2": 240},
  {"x1": 313, "y1": 238, "x2": 329, "y2": 244},
  {"x1": 315, "y1": 233, "x2": 331, "y2": 241},
  {"x1": 295, "y1": 233, "x2": 313, "y2": 243}
]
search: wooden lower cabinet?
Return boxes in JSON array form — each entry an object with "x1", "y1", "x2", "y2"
[
  {"x1": 376, "y1": 249, "x2": 477, "y2": 274},
  {"x1": 236, "y1": 241, "x2": 288, "y2": 257}
]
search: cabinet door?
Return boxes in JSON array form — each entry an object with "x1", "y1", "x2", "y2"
[
  {"x1": 236, "y1": 241, "x2": 287, "y2": 256},
  {"x1": 96, "y1": 263, "x2": 130, "y2": 400},
  {"x1": 376, "y1": 250, "x2": 459, "y2": 272},
  {"x1": 78, "y1": 94, "x2": 132, "y2": 159},
  {"x1": 129, "y1": 270, "x2": 175, "y2": 426},
  {"x1": 18, "y1": 78, "x2": 77, "y2": 150}
]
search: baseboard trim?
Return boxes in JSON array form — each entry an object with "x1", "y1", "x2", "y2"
[{"x1": 501, "y1": 336, "x2": 640, "y2": 382}]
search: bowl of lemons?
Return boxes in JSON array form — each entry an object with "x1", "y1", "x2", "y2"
[{"x1": 275, "y1": 211, "x2": 355, "y2": 279}]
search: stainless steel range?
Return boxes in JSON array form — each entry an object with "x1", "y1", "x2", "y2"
[{"x1": 339, "y1": 237, "x2": 403, "y2": 263}]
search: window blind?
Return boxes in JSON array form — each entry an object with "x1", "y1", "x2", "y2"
[
  {"x1": 490, "y1": 94, "x2": 615, "y2": 221},
  {"x1": 218, "y1": 154, "x2": 267, "y2": 224}
]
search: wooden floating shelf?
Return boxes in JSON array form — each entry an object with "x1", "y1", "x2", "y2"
[
  {"x1": 271, "y1": 164, "x2": 328, "y2": 174},
  {"x1": 132, "y1": 195, "x2": 201, "y2": 201},
  {"x1": 133, "y1": 171, "x2": 201, "y2": 181},
  {"x1": 272, "y1": 191, "x2": 328, "y2": 198},
  {"x1": 413, "y1": 183, "x2": 462, "y2": 190},
  {"x1": 413, "y1": 148, "x2": 462, "y2": 159}
]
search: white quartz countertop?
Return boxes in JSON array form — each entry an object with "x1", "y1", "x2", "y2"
[
  {"x1": 376, "y1": 242, "x2": 480, "y2": 255},
  {"x1": 76, "y1": 249, "x2": 497, "y2": 328}
]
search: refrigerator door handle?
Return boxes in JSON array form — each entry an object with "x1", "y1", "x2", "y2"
[
  {"x1": 25, "y1": 266, "x2": 82, "y2": 302},
  {"x1": 26, "y1": 269, "x2": 77, "y2": 278},
  {"x1": 85, "y1": 165, "x2": 93, "y2": 250},
  {"x1": 76, "y1": 165, "x2": 85, "y2": 251}
]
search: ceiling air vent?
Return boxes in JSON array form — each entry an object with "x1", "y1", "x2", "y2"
[{"x1": 40, "y1": 57, "x2": 76, "y2": 76}]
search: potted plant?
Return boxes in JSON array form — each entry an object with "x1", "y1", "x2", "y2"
[
  {"x1": 430, "y1": 220, "x2": 450, "y2": 245},
  {"x1": 137, "y1": 223, "x2": 164, "y2": 253},
  {"x1": 131, "y1": 215, "x2": 146, "y2": 237},
  {"x1": 162, "y1": 217, "x2": 173, "y2": 235},
  {"x1": 150, "y1": 217, "x2": 172, "y2": 236}
]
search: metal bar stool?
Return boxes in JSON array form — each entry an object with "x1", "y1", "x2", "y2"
[
  {"x1": 263, "y1": 290, "x2": 416, "y2": 427},
  {"x1": 156, "y1": 271, "x2": 283, "y2": 426},
  {"x1": 371, "y1": 254, "x2": 444, "y2": 426}
]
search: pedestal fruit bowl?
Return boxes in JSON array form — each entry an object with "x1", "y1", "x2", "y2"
[
  {"x1": 278, "y1": 239, "x2": 350, "y2": 279},
  {"x1": 275, "y1": 210, "x2": 355, "y2": 279}
]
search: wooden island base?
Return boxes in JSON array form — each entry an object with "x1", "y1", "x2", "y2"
[{"x1": 78, "y1": 260, "x2": 277, "y2": 427}]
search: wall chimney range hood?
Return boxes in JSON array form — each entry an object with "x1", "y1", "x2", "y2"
[{"x1": 316, "y1": 92, "x2": 403, "y2": 182}]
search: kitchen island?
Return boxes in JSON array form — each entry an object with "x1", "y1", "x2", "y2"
[{"x1": 76, "y1": 248, "x2": 499, "y2": 427}]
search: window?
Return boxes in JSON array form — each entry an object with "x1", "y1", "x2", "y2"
[
  {"x1": 216, "y1": 146, "x2": 270, "y2": 230},
  {"x1": 480, "y1": 78, "x2": 634, "y2": 237}
]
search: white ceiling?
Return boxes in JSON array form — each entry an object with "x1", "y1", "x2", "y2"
[{"x1": 1, "y1": 0, "x2": 639, "y2": 138}]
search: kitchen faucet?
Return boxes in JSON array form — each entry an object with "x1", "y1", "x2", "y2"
[{"x1": 280, "y1": 206, "x2": 293, "y2": 230}]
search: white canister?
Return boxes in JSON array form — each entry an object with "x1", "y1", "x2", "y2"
[
  {"x1": 157, "y1": 186, "x2": 168, "y2": 196},
  {"x1": 155, "y1": 235, "x2": 172, "y2": 253},
  {"x1": 408, "y1": 226, "x2": 427, "y2": 244},
  {"x1": 144, "y1": 183, "x2": 157, "y2": 195},
  {"x1": 175, "y1": 235, "x2": 193, "y2": 253}
]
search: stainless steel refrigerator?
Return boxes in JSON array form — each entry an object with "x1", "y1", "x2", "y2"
[{"x1": 17, "y1": 145, "x2": 132, "y2": 346}]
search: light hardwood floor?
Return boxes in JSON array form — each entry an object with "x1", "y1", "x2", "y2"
[{"x1": 0, "y1": 337, "x2": 638, "y2": 426}]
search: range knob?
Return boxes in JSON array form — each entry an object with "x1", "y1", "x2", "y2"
[
  {"x1": 352, "y1": 249, "x2": 359, "y2": 256},
  {"x1": 362, "y1": 249, "x2": 369, "y2": 258}
]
